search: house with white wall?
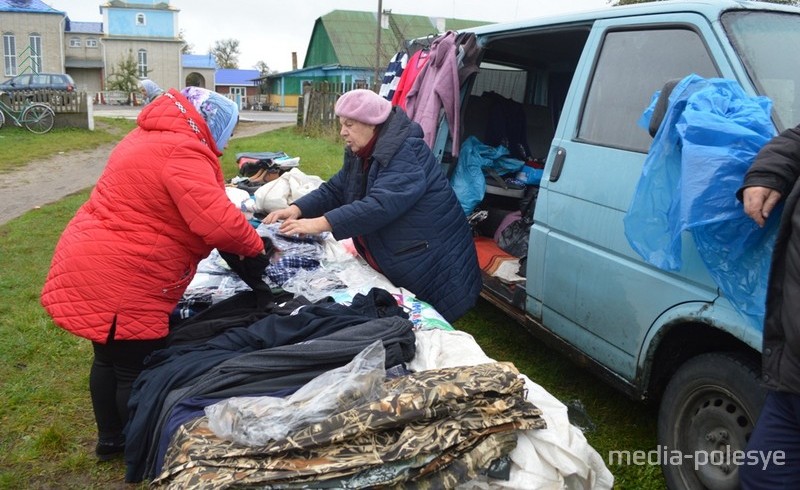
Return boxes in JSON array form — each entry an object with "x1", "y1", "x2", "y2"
[
  {"x1": 2, "y1": 0, "x2": 185, "y2": 94},
  {"x1": 1, "y1": 0, "x2": 65, "y2": 78}
]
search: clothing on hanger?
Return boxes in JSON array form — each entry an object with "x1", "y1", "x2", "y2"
[{"x1": 378, "y1": 51, "x2": 409, "y2": 101}]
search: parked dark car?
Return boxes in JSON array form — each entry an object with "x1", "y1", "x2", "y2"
[{"x1": 0, "y1": 73, "x2": 76, "y2": 105}]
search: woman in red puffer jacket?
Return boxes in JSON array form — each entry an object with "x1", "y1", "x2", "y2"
[{"x1": 41, "y1": 86, "x2": 264, "y2": 461}]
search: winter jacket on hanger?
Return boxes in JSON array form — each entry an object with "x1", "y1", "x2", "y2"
[
  {"x1": 391, "y1": 48, "x2": 430, "y2": 109},
  {"x1": 379, "y1": 51, "x2": 409, "y2": 101},
  {"x1": 404, "y1": 31, "x2": 462, "y2": 157}
]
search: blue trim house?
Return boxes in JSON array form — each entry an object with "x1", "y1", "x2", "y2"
[{"x1": 215, "y1": 68, "x2": 260, "y2": 108}]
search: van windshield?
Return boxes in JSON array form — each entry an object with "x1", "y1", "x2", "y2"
[{"x1": 723, "y1": 11, "x2": 800, "y2": 131}]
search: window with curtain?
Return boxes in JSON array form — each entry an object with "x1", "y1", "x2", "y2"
[{"x1": 3, "y1": 33, "x2": 17, "y2": 77}]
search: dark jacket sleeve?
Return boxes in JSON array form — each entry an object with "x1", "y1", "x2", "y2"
[
  {"x1": 324, "y1": 142, "x2": 429, "y2": 240},
  {"x1": 738, "y1": 125, "x2": 800, "y2": 200}
]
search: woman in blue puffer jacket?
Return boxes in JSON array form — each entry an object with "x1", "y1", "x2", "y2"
[{"x1": 266, "y1": 89, "x2": 480, "y2": 322}]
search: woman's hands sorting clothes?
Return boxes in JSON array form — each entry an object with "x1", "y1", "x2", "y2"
[
  {"x1": 265, "y1": 204, "x2": 332, "y2": 236},
  {"x1": 218, "y1": 237, "x2": 276, "y2": 307},
  {"x1": 265, "y1": 204, "x2": 302, "y2": 224},
  {"x1": 277, "y1": 216, "x2": 332, "y2": 236}
]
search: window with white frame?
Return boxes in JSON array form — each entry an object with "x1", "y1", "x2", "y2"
[
  {"x1": 69, "y1": 37, "x2": 81, "y2": 48},
  {"x1": 29, "y1": 34, "x2": 42, "y2": 72},
  {"x1": 229, "y1": 87, "x2": 245, "y2": 109},
  {"x1": 3, "y1": 33, "x2": 16, "y2": 77},
  {"x1": 137, "y1": 49, "x2": 147, "y2": 77},
  {"x1": 136, "y1": 13, "x2": 146, "y2": 26},
  {"x1": 86, "y1": 38, "x2": 98, "y2": 48}
]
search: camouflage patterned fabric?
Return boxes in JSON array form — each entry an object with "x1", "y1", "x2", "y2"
[{"x1": 152, "y1": 362, "x2": 545, "y2": 489}]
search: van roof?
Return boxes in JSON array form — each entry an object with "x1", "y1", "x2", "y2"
[{"x1": 461, "y1": 0, "x2": 800, "y2": 37}]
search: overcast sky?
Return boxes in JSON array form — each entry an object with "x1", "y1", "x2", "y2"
[{"x1": 45, "y1": 0, "x2": 611, "y2": 72}]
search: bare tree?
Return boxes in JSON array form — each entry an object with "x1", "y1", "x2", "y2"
[
  {"x1": 211, "y1": 39, "x2": 240, "y2": 69},
  {"x1": 179, "y1": 29, "x2": 193, "y2": 54},
  {"x1": 254, "y1": 60, "x2": 272, "y2": 75}
]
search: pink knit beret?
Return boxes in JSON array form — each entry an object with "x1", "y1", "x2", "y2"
[{"x1": 334, "y1": 89, "x2": 391, "y2": 125}]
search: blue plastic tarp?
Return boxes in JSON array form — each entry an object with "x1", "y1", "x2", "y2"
[
  {"x1": 624, "y1": 74, "x2": 778, "y2": 328},
  {"x1": 451, "y1": 136, "x2": 525, "y2": 215}
]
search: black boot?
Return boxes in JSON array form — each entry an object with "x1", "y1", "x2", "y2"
[{"x1": 95, "y1": 434, "x2": 125, "y2": 461}]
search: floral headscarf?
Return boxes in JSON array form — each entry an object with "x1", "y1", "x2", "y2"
[{"x1": 180, "y1": 87, "x2": 239, "y2": 150}]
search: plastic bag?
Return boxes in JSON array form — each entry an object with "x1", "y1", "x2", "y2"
[
  {"x1": 624, "y1": 74, "x2": 777, "y2": 326},
  {"x1": 280, "y1": 264, "x2": 348, "y2": 302},
  {"x1": 391, "y1": 292, "x2": 453, "y2": 331},
  {"x1": 253, "y1": 168, "x2": 324, "y2": 213},
  {"x1": 498, "y1": 218, "x2": 530, "y2": 258},
  {"x1": 205, "y1": 340, "x2": 387, "y2": 446},
  {"x1": 516, "y1": 165, "x2": 544, "y2": 185},
  {"x1": 451, "y1": 136, "x2": 525, "y2": 215}
]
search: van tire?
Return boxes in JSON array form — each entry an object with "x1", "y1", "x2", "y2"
[{"x1": 657, "y1": 352, "x2": 765, "y2": 490}]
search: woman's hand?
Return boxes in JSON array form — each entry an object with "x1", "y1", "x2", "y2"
[
  {"x1": 743, "y1": 186, "x2": 782, "y2": 227},
  {"x1": 264, "y1": 204, "x2": 301, "y2": 224},
  {"x1": 279, "y1": 216, "x2": 332, "y2": 236}
]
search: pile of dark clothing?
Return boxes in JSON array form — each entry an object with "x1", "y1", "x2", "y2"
[
  {"x1": 124, "y1": 288, "x2": 416, "y2": 482},
  {"x1": 123, "y1": 287, "x2": 545, "y2": 488},
  {"x1": 151, "y1": 361, "x2": 544, "y2": 489}
]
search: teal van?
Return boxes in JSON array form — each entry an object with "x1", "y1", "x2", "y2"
[{"x1": 431, "y1": 1, "x2": 800, "y2": 488}]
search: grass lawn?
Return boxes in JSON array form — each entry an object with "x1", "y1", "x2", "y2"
[
  {"x1": 0, "y1": 118, "x2": 136, "y2": 172},
  {"x1": 0, "y1": 122, "x2": 664, "y2": 489}
]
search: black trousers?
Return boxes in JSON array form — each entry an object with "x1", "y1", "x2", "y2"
[{"x1": 90, "y1": 328, "x2": 165, "y2": 440}]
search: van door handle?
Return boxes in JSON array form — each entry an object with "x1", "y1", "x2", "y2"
[{"x1": 549, "y1": 147, "x2": 566, "y2": 182}]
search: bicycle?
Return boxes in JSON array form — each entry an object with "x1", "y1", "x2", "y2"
[{"x1": 0, "y1": 91, "x2": 55, "y2": 134}]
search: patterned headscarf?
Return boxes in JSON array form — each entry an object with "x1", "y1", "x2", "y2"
[{"x1": 179, "y1": 87, "x2": 239, "y2": 150}]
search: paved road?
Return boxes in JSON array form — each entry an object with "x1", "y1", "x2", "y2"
[
  {"x1": 92, "y1": 103, "x2": 298, "y2": 124},
  {"x1": 1, "y1": 110, "x2": 294, "y2": 225}
]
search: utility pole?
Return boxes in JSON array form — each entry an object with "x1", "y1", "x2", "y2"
[{"x1": 374, "y1": 0, "x2": 382, "y2": 91}]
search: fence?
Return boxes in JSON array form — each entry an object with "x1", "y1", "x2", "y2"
[
  {"x1": 98, "y1": 90, "x2": 132, "y2": 106},
  {"x1": 3, "y1": 90, "x2": 90, "y2": 129},
  {"x1": 300, "y1": 87, "x2": 338, "y2": 129},
  {"x1": 4, "y1": 89, "x2": 85, "y2": 112}
]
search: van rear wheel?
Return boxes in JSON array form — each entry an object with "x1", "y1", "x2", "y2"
[{"x1": 658, "y1": 352, "x2": 765, "y2": 490}]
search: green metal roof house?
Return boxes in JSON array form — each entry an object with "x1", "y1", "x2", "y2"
[{"x1": 261, "y1": 9, "x2": 490, "y2": 109}]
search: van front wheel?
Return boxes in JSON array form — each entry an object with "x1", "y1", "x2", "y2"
[{"x1": 657, "y1": 352, "x2": 765, "y2": 490}]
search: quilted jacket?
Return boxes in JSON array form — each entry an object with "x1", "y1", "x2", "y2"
[
  {"x1": 404, "y1": 31, "x2": 461, "y2": 157},
  {"x1": 41, "y1": 89, "x2": 264, "y2": 344},
  {"x1": 293, "y1": 107, "x2": 481, "y2": 322}
]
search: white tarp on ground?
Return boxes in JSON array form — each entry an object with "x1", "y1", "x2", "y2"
[{"x1": 411, "y1": 328, "x2": 614, "y2": 490}]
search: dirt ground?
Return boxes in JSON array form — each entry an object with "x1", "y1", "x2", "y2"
[{"x1": 0, "y1": 120, "x2": 292, "y2": 225}]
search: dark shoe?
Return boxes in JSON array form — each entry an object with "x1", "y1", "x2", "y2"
[{"x1": 95, "y1": 437, "x2": 125, "y2": 461}]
